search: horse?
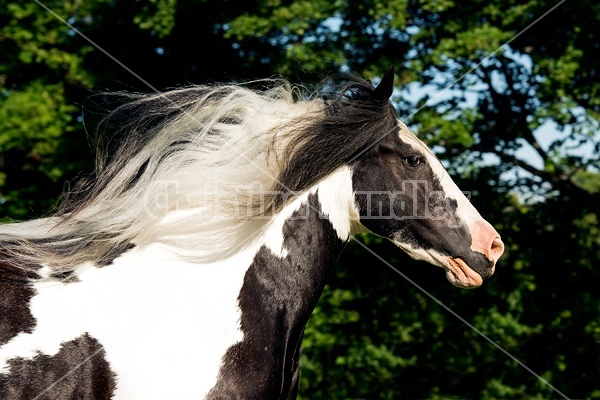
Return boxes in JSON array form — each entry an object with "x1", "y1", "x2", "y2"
[{"x1": 0, "y1": 67, "x2": 504, "y2": 399}]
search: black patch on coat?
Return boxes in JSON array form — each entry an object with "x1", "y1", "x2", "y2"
[
  {"x1": 207, "y1": 193, "x2": 346, "y2": 400},
  {"x1": 0, "y1": 334, "x2": 116, "y2": 400},
  {"x1": 0, "y1": 248, "x2": 40, "y2": 346},
  {"x1": 351, "y1": 130, "x2": 493, "y2": 277},
  {"x1": 50, "y1": 270, "x2": 79, "y2": 282}
]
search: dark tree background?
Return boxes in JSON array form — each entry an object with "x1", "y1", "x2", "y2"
[{"x1": 1, "y1": 0, "x2": 598, "y2": 398}]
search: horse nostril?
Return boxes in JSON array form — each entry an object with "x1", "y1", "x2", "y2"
[{"x1": 490, "y1": 237, "x2": 504, "y2": 262}]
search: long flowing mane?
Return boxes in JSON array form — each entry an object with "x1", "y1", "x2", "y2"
[{"x1": 0, "y1": 75, "x2": 397, "y2": 271}]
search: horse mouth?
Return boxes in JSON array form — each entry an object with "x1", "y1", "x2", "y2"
[{"x1": 443, "y1": 257, "x2": 484, "y2": 289}]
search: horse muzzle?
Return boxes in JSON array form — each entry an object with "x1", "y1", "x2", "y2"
[{"x1": 443, "y1": 220, "x2": 504, "y2": 289}]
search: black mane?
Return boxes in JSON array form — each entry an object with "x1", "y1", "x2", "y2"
[{"x1": 276, "y1": 75, "x2": 398, "y2": 202}]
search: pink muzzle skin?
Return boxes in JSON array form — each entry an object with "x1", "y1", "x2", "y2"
[{"x1": 444, "y1": 219, "x2": 505, "y2": 289}]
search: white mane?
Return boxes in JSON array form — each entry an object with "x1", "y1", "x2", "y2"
[{"x1": 0, "y1": 83, "x2": 324, "y2": 268}]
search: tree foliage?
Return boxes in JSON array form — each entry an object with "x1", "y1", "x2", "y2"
[{"x1": 1, "y1": 0, "x2": 598, "y2": 398}]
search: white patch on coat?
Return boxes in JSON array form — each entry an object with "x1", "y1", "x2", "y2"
[
  {"x1": 0, "y1": 244, "x2": 251, "y2": 399},
  {"x1": 397, "y1": 121, "x2": 483, "y2": 227},
  {"x1": 316, "y1": 166, "x2": 362, "y2": 240}
]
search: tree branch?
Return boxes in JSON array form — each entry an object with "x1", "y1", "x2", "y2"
[
  {"x1": 497, "y1": 152, "x2": 600, "y2": 202},
  {"x1": 498, "y1": 61, "x2": 550, "y2": 163},
  {"x1": 498, "y1": 152, "x2": 555, "y2": 182}
]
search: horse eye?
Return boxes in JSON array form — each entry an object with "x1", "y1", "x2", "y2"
[{"x1": 405, "y1": 155, "x2": 422, "y2": 167}]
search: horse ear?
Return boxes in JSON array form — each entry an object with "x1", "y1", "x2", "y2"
[{"x1": 373, "y1": 66, "x2": 395, "y2": 101}]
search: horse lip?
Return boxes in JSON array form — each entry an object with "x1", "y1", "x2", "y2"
[
  {"x1": 443, "y1": 257, "x2": 483, "y2": 289},
  {"x1": 480, "y1": 263, "x2": 496, "y2": 280}
]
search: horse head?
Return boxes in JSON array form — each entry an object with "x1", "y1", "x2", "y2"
[{"x1": 349, "y1": 67, "x2": 504, "y2": 288}]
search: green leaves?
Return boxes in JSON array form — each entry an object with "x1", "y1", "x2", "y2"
[
  {"x1": 0, "y1": 81, "x2": 79, "y2": 217},
  {"x1": 2, "y1": 2, "x2": 93, "y2": 85},
  {"x1": 133, "y1": 0, "x2": 178, "y2": 38},
  {"x1": 433, "y1": 24, "x2": 513, "y2": 62},
  {"x1": 225, "y1": 0, "x2": 342, "y2": 39},
  {"x1": 0, "y1": 83, "x2": 68, "y2": 152},
  {"x1": 368, "y1": 0, "x2": 409, "y2": 30}
]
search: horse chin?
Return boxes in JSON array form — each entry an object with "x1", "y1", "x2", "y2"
[{"x1": 443, "y1": 257, "x2": 483, "y2": 289}]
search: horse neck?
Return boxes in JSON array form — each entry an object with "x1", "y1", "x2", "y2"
[
  {"x1": 245, "y1": 165, "x2": 360, "y2": 311},
  {"x1": 205, "y1": 168, "x2": 359, "y2": 397}
]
